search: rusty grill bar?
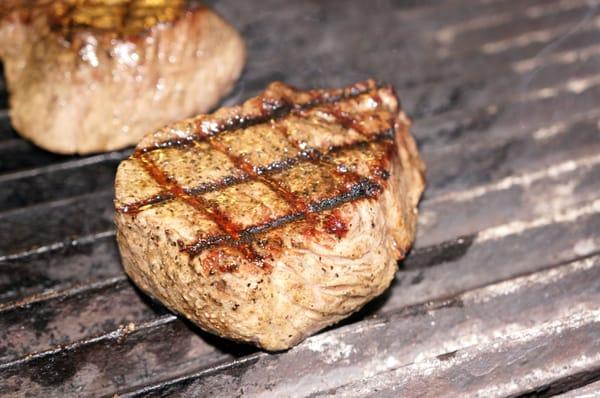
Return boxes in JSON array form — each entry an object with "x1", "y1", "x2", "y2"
[{"x1": 1, "y1": 0, "x2": 600, "y2": 396}]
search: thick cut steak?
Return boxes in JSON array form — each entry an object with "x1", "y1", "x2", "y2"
[
  {"x1": 0, "y1": 0, "x2": 245, "y2": 154},
  {"x1": 114, "y1": 80, "x2": 426, "y2": 350}
]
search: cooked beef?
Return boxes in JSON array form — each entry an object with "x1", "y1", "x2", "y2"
[
  {"x1": 114, "y1": 80, "x2": 426, "y2": 350},
  {"x1": 0, "y1": 0, "x2": 245, "y2": 154}
]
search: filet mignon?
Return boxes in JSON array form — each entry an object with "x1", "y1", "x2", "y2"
[
  {"x1": 0, "y1": 0, "x2": 245, "y2": 154},
  {"x1": 114, "y1": 80, "x2": 426, "y2": 350}
]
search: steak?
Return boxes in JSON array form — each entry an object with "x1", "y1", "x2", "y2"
[
  {"x1": 114, "y1": 80, "x2": 426, "y2": 350},
  {"x1": 0, "y1": 0, "x2": 245, "y2": 154}
]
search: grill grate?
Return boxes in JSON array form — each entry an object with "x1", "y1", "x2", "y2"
[{"x1": 1, "y1": 0, "x2": 600, "y2": 396}]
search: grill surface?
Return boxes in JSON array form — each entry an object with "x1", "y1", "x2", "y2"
[{"x1": 1, "y1": 0, "x2": 600, "y2": 396}]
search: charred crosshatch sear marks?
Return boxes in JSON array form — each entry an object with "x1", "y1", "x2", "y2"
[{"x1": 115, "y1": 80, "x2": 403, "y2": 265}]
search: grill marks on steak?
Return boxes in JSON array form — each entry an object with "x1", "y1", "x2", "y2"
[
  {"x1": 116, "y1": 80, "x2": 398, "y2": 265},
  {"x1": 115, "y1": 80, "x2": 425, "y2": 349},
  {"x1": 132, "y1": 80, "x2": 380, "y2": 154}
]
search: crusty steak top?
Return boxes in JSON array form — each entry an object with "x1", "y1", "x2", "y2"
[
  {"x1": 114, "y1": 80, "x2": 425, "y2": 350},
  {"x1": 116, "y1": 79, "x2": 416, "y2": 263}
]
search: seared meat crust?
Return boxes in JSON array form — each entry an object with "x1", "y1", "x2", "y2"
[{"x1": 114, "y1": 80, "x2": 425, "y2": 350}]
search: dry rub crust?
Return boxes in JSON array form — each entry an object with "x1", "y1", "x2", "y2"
[
  {"x1": 0, "y1": 1, "x2": 245, "y2": 154},
  {"x1": 114, "y1": 80, "x2": 426, "y2": 350}
]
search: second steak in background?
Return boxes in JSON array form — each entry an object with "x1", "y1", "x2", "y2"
[{"x1": 0, "y1": 0, "x2": 245, "y2": 154}]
